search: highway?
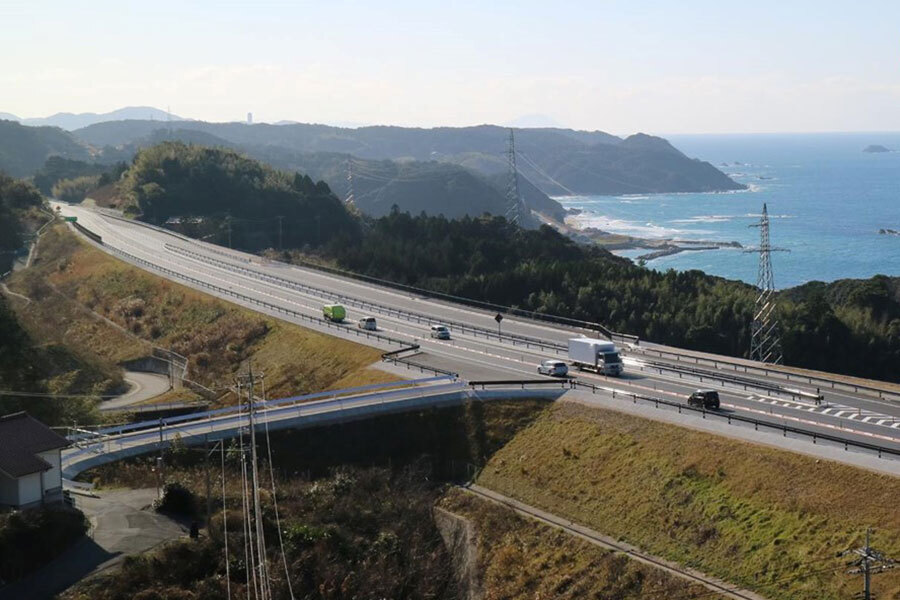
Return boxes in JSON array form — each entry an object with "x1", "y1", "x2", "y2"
[{"x1": 51, "y1": 203, "x2": 900, "y2": 456}]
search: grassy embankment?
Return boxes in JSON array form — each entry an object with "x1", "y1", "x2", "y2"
[
  {"x1": 5, "y1": 224, "x2": 400, "y2": 412},
  {"x1": 73, "y1": 399, "x2": 716, "y2": 599},
  {"x1": 440, "y1": 489, "x2": 722, "y2": 599},
  {"x1": 476, "y1": 401, "x2": 900, "y2": 600}
]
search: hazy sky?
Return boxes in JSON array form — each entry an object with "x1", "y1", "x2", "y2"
[{"x1": 3, "y1": 0, "x2": 899, "y2": 134}]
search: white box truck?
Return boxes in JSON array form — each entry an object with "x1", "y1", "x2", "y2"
[{"x1": 568, "y1": 337, "x2": 624, "y2": 376}]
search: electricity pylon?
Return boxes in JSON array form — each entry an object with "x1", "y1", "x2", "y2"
[
  {"x1": 745, "y1": 203, "x2": 787, "y2": 363},
  {"x1": 505, "y1": 129, "x2": 527, "y2": 225}
]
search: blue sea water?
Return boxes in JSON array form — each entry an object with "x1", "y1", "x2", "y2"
[{"x1": 557, "y1": 133, "x2": 900, "y2": 289}]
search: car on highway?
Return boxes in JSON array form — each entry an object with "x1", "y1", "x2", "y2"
[
  {"x1": 430, "y1": 324, "x2": 451, "y2": 339},
  {"x1": 358, "y1": 316, "x2": 377, "y2": 330},
  {"x1": 537, "y1": 359, "x2": 569, "y2": 377},
  {"x1": 687, "y1": 389, "x2": 720, "y2": 410}
]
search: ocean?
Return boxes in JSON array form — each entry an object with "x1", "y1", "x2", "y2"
[{"x1": 558, "y1": 132, "x2": 900, "y2": 289}]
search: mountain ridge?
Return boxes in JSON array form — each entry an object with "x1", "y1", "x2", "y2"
[{"x1": 73, "y1": 119, "x2": 744, "y2": 196}]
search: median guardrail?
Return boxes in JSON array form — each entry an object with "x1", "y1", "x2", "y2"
[
  {"x1": 78, "y1": 233, "x2": 415, "y2": 351},
  {"x1": 284, "y1": 254, "x2": 641, "y2": 345},
  {"x1": 638, "y1": 346, "x2": 900, "y2": 404},
  {"x1": 165, "y1": 243, "x2": 570, "y2": 354},
  {"x1": 639, "y1": 360, "x2": 824, "y2": 401}
]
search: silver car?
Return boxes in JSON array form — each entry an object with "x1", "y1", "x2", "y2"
[
  {"x1": 430, "y1": 325, "x2": 451, "y2": 339},
  {"x1": 537, "y1": 359, "x2": 569, "y2": 377}
]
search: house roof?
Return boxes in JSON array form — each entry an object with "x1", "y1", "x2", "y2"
[{"x1": 0, "y1": 412, "x2": 70, "y2": 478}]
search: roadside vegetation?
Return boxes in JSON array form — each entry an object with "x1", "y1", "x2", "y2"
[
  {"x1": 476, "y1": 401, "x2": 900, "y2": 600},
  {"x1": 0, "y1": 506, "x2": 88, "y2": 584},
  {"x1": 440, "y1": 489, "x2": 723, "y2": 599},
  {"x1": 64, "y1": 466, "x2": 457, "y2": 600},
  {"x1": 74, "y1": 399, "x2": 713, "y2": 600},
  {"x1": 4, "y1": 225, "x2": 397, "y2": 415}
]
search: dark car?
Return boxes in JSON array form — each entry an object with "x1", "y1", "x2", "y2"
[{"x1": 688, "y1": 389, "x2": 720, "y2": 410}]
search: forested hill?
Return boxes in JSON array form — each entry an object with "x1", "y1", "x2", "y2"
[
  {"x1": 0, "y1": 172, "x2": 46, "y2": 273},
  {"x1": 312, "y1": 211, "x2": 900, "y2": 383},
  {"x1": 73, "y1": 120, "x2": 743, "y2": 195},
  {"x1": 246, "y1": 150, "x2": 567, "y2": 223},
  {"x1": 118, "y1": 142, "x2": 359, "y2": 250},
  {"x1": 53, "y1": 127, "x2": 568, "y2": 223},
  {"x1": 0, "y1": 120, "x2": 91, "y2": 177}
]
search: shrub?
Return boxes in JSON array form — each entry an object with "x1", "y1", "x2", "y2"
[{"x1": 154, "y1": 481, "x2": 196, "y2": 516}]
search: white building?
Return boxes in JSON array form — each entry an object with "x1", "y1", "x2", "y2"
[{"x1": 0, "y1": 412, "x2": 69, "y2": 509}]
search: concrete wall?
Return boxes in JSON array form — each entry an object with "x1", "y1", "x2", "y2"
[
  {"x1": 17, "y1": 472, "x2": 42, "y2": 506},
  {"x1": 37, "y1": 450, "x2": 62, "y2": 493}
]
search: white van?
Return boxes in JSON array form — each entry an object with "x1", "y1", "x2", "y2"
[{"x1": 358, "y1": 316, "x2": 377, "y2": 331}]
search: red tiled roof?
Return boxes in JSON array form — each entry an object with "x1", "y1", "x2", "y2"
[{"x1": 0, "y1": 412, "x2": 69, "y2": 478}]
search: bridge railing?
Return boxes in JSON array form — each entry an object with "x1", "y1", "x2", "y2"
[{"x1": 69, "y1": 375, "x2": 456, "y2": 441}]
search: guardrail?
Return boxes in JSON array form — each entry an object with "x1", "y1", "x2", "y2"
[
  {"x1": 639, "y1": 360, "x2": 824, "y2": 401},
  {"x1": 79, "y1": 209, "x2": 640, "y2": 345},
  {"x1": 466, "y1": 378, "x2": 900, "y2": 460},
  {"x1": 380, "y1": 344, "x2": 459, "y2": 377},
  {"x1": 72, "y1": 221, "x2": 102, "y2": 244},
  {"x1": 283, "y1": 253, "x2": 641, "y2": 345},
  {"x1": 638, "y1": 347, "x2": 900, "y2": 403},
  {"x1": 166, "y1": 243, "x2": 569, "y2": 354},
  {"x1": 74, "y1": 230, "x2": 415, "y2": 351}
]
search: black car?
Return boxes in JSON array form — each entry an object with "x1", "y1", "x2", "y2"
[{"x1": 688, "y1": 389, "x2": 720, "y2": 410}]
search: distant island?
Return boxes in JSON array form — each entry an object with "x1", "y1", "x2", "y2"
[{"x1": 863, "y1": 144, "x2": 892, "y2": 153}]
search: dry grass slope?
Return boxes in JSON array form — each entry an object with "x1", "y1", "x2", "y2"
[
  {"x1": 7, "y1": 225, "x2": 400, "y2": 407},
  {"x1": 476, "y1": 401, "x2": 900, "y2": 600},
  {"x1": 440, "y1": 488, "x2": 724, "y2": 599}
]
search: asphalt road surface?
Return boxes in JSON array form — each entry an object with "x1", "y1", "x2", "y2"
[{"x1": 51, "y1": 203, "x2": 900, "y2": 455}]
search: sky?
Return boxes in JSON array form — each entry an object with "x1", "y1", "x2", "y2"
[{"x1": 2, "y1": 0, "x2": 900, "y2": 134}]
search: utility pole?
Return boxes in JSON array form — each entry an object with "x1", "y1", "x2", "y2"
[
  {"x1": 745, "y1": 203, "x2": 788, "y2": 364},
  {"x1": 841, "y1": 528, "x2": 896, "y2": 600},
  {"x1": 238, "y1": 364, "x2": 270, "y2": 599}
]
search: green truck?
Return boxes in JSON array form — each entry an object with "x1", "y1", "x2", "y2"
[{"x1": 323, "y1": 304, "x2": 346, "y2": 322}]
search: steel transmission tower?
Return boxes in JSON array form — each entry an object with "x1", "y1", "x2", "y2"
[
  {"x1": 505, "y1": 129, "x2": 527, "y2": 225},
  {"x1": 345, "y1": 158, "x2": 355, "y2": 208},
  {"x1": 746, "y1": 203, "x2": 787, "y2": 363}
]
